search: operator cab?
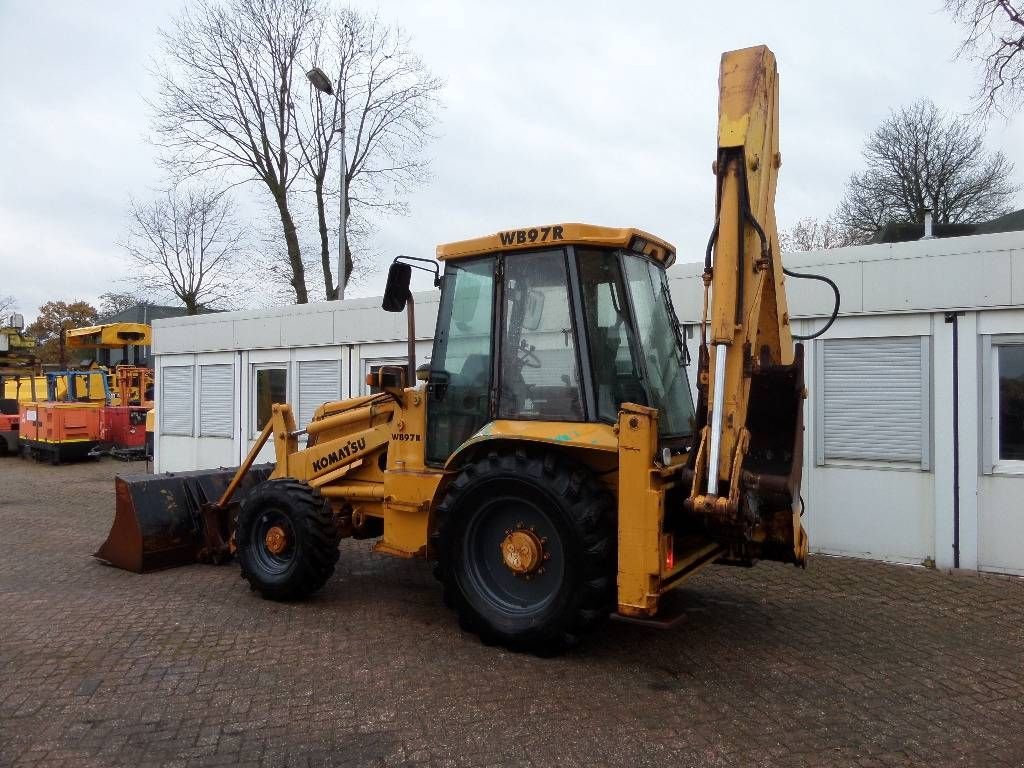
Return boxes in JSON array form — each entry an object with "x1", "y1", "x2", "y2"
[{"x1": 413, "y1": 223, "x2": 696, "y2": 465}]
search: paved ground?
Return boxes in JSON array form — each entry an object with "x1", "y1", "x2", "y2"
[{"x1": 1, "y1": 458, "x2": 1023, "y2": 768}]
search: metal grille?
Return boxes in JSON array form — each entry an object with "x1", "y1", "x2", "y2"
[
  {"x1": 199, "y1": 364, "x2": 233, "y2": 438},
  {"x1": 298, "y1": 360, "x2": 341, "y2": 429},
  {"x1": 821, "y1": 337, "x2": 928, "y2": 464},
  {"x1": 160, "y1": 365, "x2": 194, "y2": 436}
]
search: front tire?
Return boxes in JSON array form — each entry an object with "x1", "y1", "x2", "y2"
[
  {"x1": 236, "y1": 479, "x2": 340, "y2": 601},
  {"x1": 435, "y1": 448, "x2": 615, "y2": 655}
]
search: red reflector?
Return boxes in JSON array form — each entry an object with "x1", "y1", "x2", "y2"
[{"x1": 664, "y1": 534, "x2": 674, "y2": 570}]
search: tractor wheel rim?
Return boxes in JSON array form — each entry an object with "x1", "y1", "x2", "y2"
[
  {"x1": 461, "y1": 494, "x2": 564, "y2": 618},
  {"x1": 252, "y1": 509, "x2": 296, "y2": 575},
  {"x1": 264, "y1": 525, "x2": 288, "y2": 555},
  {"x1": 499, "y1": 528, "x2": 544, "y2": 575}
]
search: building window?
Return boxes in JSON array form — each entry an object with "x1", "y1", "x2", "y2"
[
  {"x1": 199, "y1": 364, "x2": 234, "y2": 438},
  {"x1": 997, "y1": 344, "x2": 1024, "y2": 462},
  {"x1": 160, "y1": 365, "x2": 194, "y2": 437},
  {"x1": 817, "y1": 336, "x2": 930, "y2": 467},
  {"x1": 253, "y1": 365, "x2": 287, "y2": 436}
]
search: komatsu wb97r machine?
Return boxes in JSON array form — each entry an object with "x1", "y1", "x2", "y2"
[{"x1": 98, "y1": 45, "x2": 837, "y2": 654}]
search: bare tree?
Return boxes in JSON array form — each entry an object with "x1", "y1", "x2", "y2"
[
  {"x1": 0, "y1": 295, "x2": 16, "y2": 319},
  {"x1": 153, "y1": 0, "x2": 318, "y2": 303},
  {"x1": 297, "y1": 9, "x2": 442, "y2": 300},
  {"x1": 99, "y1": 292, "x2": 152, "y2": 319},
  {"x1": 947, "y1": 1, "x2": 1024, "y2": 115},
  {"x1": 836, "y1": 99, "x2": 1018, "y2": 243},
  {"x1": 779, "y1": 216, "x2": 857, "y2": 252},
  {"x1": 124, "y1": 186, "x2": 243, "y2": 314}
]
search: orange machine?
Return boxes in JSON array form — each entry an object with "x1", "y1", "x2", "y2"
[
  {"x1": 66, "y1": 325, "x2": 154, "y2": 460},
  {"x1": 19, "y1": 371, "x2": 106, "y2": 463},
  {"x1": 99, "y1": 366, "x2": 152, "y2": 459}
]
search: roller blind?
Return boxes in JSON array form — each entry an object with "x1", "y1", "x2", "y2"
[
  {"x1": 199, "y1": 364, "x2": 233, "y2": 438},
  {"x1": 298, "y1": 360, "x2": 340, "y2": 428},
  {"x1": 161, "y1": 365, "x2": 194, "y2": 436},
  {"x1": 820, "y1": 337, "x2": 929, "y2": 466}
]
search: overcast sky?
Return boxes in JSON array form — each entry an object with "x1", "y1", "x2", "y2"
[{"x1": 2, "y1": 0, "x2": 1023, "y2": 319}]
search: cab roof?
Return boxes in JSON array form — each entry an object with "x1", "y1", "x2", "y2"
[{"x1": 436, "y1": 223, "x2": 676, "y2": 267}]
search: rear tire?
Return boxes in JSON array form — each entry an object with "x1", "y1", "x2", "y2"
[
  {"x1": 434, "y1": 447, "x2": 615, "y2": 655},
  {"x1": 236, "y1": 479, "x2": 340, "y2": 601}
]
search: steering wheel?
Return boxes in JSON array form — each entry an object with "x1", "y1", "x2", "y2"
[{"x1": 517, "y1": 339, "x2": 542, "y2": 369}]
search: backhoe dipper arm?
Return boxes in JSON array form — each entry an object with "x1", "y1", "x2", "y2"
[{"x1": 689, "y1": 46, "x2": 804, "y2": 562}]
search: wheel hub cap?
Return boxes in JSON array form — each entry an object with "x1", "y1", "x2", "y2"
[
  {"x1": 500, "y1": 529, "x2": 543, "y2": 575},
  {"x1": 264, "y1": 525, "x2": 288, "y2": 555}
]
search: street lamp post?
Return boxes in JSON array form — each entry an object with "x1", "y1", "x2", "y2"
[{"x1": 306, "y1": 66, "x2": 347, "y2": 300}]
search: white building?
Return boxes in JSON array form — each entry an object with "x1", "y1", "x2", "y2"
[
  {"x1": 152, "y1": 231, "x2": 1024, "y2": 575},
  {"x1": 153, "y1": 293, "x2": 439, "y2": 473}
]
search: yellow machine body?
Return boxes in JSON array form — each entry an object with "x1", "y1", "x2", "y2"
[{"x1": 99, "y1": 45, "x2": 812, "y2": 650}]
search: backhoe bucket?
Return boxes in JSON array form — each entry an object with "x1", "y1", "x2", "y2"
[{"x1": 95, "y1": 465, "x2": 272, "y2": 573}]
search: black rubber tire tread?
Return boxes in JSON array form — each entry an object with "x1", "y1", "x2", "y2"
[
  {"x1": 434, "y1": 446, "x2": 615, "y2": 655},
  {"x1": 236, "y1": 478, "x2": 340, "y2": 601}
]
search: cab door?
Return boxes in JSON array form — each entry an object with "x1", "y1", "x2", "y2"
[{"x1": 425, "y1": 257, "x2": 496, "y2": 465}]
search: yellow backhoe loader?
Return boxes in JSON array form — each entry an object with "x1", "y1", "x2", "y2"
[{"x1": 97, "y1": 45, "x2": 838, "y2": 653}]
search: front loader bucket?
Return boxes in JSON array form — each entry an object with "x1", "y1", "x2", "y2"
[{"x1": 95, "y1": 464, "x2": 273, "y2": 573}]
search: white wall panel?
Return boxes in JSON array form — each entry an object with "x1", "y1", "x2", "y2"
[
  {"x1": 1013, "y1": 250, "x2": 1024, "y2": 305},
  {"x1": 817, "y1": 313, "x2": 932, "y2": 340},
  {"x1": 808, "y1": 466, "x2": 934, "y2": 564},
  {"x1": 282, "y1": 311, "x2": 334, "y2": 348},
  {"x1": 978, "y1": 308, "x2": 1024, "y2": 335},
  {"x1": 864, "y1": 252, "x2": 1012, "y2": 313},
  {"x1": 234, "y1": 316, "x2": 283, "y2": 349},
  {"x1": 979, "y1": 476, "x2": 1024, "y2": 575},
  {"x1": 157, "y1": 320, "x2": 234, "y2": 354},
  {"x1": 790, "y1": 260, "x2": 864, "y2": 316}
]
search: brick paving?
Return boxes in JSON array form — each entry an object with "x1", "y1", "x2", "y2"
[{"x1": 1, "y1": 457, "x2": 1023, "y2": 767}]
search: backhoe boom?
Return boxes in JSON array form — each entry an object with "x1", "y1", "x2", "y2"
[{"x1": 687, "y1": 45, "x2": 807, "y2": 565}]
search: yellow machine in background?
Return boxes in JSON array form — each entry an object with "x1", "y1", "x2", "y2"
[
  {"x1": 0, "y1": 314, "x2": 39, "y2": 454},
  {"x1": 99, "y1": 46, "x2": 838, "y2": 654},
  {"x1": 65, "y1": 323, "x2": 151, "y2": 355},
  {"x1": 4, "y1": 376, "x2": 47, "y2": 402}
]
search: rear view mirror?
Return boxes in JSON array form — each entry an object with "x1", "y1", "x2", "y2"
[{"x1": 382, "y1": 262, "x2": 412, "y2": 312}]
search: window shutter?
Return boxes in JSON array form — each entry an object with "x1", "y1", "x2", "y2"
[
  {"x1": 298, "y1": 360, "x2": 341, "y2": 428},
  {"x1": 822, "y1": 337, "x2": 927, "y2": 464},
  {"x1": 199, "y1": 364, "x2": 233, "y2": 438},
  {"x1": 161, "y1": 365, "x2": 194, "y2": 436}
]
